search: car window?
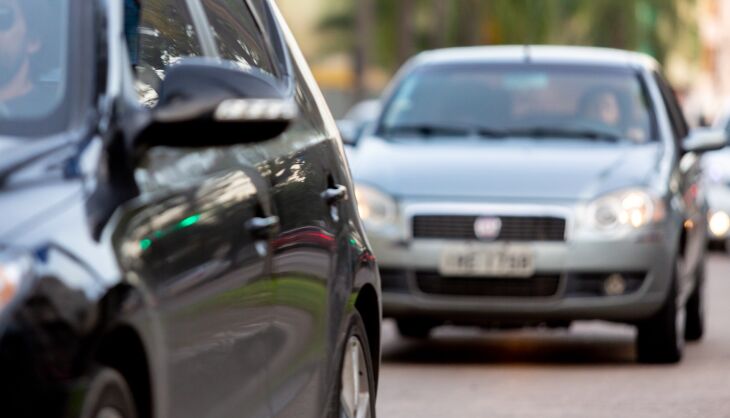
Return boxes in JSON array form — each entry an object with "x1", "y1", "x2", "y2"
[
  {"x1": 199, "y1": 0, "x2": 276, "y2": 76},
  {"x1": 0, "y1": 0, "x2": 74, "y2": 137},
  {"x1": 380, "y1": 64, "x2": 656, "y2": 144},
  {"x1": 291, "y1": 59, "x2": 327, "y2": 133},
  {"x1": 135, "y1": 0, "x2": 203, "y2": 107},
  {"x1": 247, "y1": 0, "x2": 288, "y2": 74}
]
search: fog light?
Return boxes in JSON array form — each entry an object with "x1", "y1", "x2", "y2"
[
  {"x1": 709, "y1": 211, "x2": 730, "y2": 238},
  {"x1": 604, "y1": 274, "x2": 626, "y2": 296}
]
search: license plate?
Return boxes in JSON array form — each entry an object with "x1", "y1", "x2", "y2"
[{"x1": 439, "y1": 245, "x2": 535, "y2": 278}]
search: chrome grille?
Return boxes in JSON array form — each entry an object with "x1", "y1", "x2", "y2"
[{"x1": 412, "y1": 215, "x2": 566, "y2": 241}]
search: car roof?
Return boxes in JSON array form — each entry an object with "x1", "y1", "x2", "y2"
[{"x1": 412, "y1": 45, "x2": 659, "y2": 71}]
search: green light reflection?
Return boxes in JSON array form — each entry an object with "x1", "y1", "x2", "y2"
[
  {"x1": 179, "y1": 214, "x2": 201, "y2": 228},
  {"x1": 139, "y1": 213, "x2": 201, "y2": 252}
]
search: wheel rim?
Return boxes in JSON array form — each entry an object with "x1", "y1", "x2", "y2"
[
  {"x1": 340, "y1": 336, "x2": 371, "y2": 418},
  {"x1": 96, "y1": 407, "x2": 124, "y2": 418}
]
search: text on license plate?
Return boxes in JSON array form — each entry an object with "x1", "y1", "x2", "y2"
[{"x1": 439, "y1": 245, "x2": 535, "y2": 278}]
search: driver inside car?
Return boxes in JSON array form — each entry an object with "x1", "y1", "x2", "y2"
[
  {"x1": 580, "y1": 87, "x2": 648, "y2": 143},
  {"x1": 0, "y1": 0, "x2": 47, "y2": 116},
  {"x1": 583, "y1": 89, "x2": 622, "y2": 127}
]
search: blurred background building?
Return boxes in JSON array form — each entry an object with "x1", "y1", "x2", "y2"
[
  {"x1": 278, "y1": 0, "x2": 728, "y2": 123},
  {"x1": 692, "y1": 0, "x2": 730, "y2": 124}
]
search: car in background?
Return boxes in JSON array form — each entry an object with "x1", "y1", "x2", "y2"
[
  {"x1": 347, "y1": 46, "x2": 727, "y2": 364},
  {"x1": 0, "y1": 0, "x2": 380, "y2": 417},
  {"x1": 703, "y1": 110, "x2": 730, "y2": 248}
]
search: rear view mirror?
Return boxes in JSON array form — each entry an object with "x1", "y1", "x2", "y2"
[
  {"x1": 337, "y1": 120, "x2": 360, "y2": 146},
  {"x1": 684, "y1": 128, "x2": 728, "y2": 154},
  {"x1": 132, "y1": 58, "x2": 297, "y2": 151},
  {"x1": 338, "y1": 99, "x2": 382, "y2": 146}
]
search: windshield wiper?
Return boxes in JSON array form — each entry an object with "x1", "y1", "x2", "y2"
[
  {"x1": 474, "y1": 127, "x2": 511, "y2": 138},
  {"x1": 383, "y1": 123, "x2": 515, "y2": 140},
  {"x1": 0, "y1": 139, "x2": 71, "y2": 188},
  {"x1": 383, "y1": 124, "x2": 620, "y2": 141},
  {"x1": 383, "y1": 123, "x2": 472, "y2": 137},
  {"x1": 504, "y1": 127, "x2": 621, "y2": 142}
]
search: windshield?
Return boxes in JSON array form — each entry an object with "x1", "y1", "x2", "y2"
[
  {"x1": 0, "y1": 0, "x2": 71, "y2": 137},
  {"x1": 379, "y1": 64, "x2": 656, "y2": 143}
]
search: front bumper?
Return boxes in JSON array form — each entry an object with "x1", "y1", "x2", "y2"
[
  {"x1": 0, "y1": 322, "x2": 73, "y2": 418},
  {"x1": 368, "y1": 202, "x2": 678, "y2": 325},
  {"x1": 0, "y1": 276, "x2": 97, "y2": 418}
]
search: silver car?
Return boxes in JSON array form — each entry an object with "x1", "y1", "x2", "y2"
[{"x1": 347, "y1": 46, "x2": 727, "y2": 363}]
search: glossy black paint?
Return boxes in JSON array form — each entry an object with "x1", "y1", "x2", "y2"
[{"x1": 0, "y1": 1, "x2": 380, "y2": 417}]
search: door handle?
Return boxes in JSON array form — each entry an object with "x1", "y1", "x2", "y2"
[
  {"x1": 246, "y1": 216, "x2": 280, "y2": 237},
  {"x1": 322, "y1": 185, "x2": 348, "y2": 205}
]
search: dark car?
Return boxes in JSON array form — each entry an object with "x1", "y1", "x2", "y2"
[{"x1": 0, "y1": 0, "x2": 380, "y2": 417}]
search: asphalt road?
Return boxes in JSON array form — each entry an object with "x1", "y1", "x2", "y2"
[{"x1": 377, "y1": 254, "x2": 730, "y2": 418}]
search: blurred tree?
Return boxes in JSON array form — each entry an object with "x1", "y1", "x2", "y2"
[
  {"x1": 397, "y1": 0, "x2": 416, "y2": 64},
  {"x1": 354, "y1": 0, "x2": 375, "y2": 99},
  {"x1": 454, "y1": 0, "x2": 483, "y2": 45},
  {"x1": 429, "y1": 0, "x2": 449, "y2": 48},
  {"x1": 317, "y1": 0, "x2": 698, "y2": 86}
]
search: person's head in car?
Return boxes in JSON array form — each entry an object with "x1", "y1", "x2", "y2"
[
  {"x1": 582, "y1": 89, "x2": 622, "y2": 128},
  {"x1": 580, "y1": 87, "x2": 650, "y2": 143},
  {"x1": 0, "y1": 0, "x2": 43, "y2": 104}
]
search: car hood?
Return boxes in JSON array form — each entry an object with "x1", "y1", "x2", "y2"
[
  {"x1": 347, "y1": 136, "x2": 664, "y2": 202},
  {"x1": 0, "y1": 137, "x2": 82, "y2": 241}
]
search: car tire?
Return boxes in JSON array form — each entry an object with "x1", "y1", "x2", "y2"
[
  {"x1": 636, "y1": 266, "x2": 684, "y2": 364},
  {"x1": 396, "y1": 319, "x2": 434, "y2": 339},
  {"x1": 685, "y1": 262, "x2": 706, "y2": 342},
  {"x1": 328, "y1": 311, "x2": 377, "y2": 418},
  {"x1": 80, "y1": 367, "x2": 137, "y2": 418}
]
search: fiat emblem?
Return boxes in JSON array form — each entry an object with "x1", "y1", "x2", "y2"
[{"x1": 474, "y1": 217, "x2": 502, "y2": 240}]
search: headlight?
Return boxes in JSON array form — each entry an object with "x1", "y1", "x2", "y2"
[
  {"x1": 709, "y1": 210, "x2": 730, "y2": 238},
  {"x1": 0, "y1": 251, "x2": 32, "y2": 312},
  {"x1": 578, "y1": 189, "x2": 666, "y2": 236},
  {"x1": 354, "y1": 183, "x2": 397, "y2": 227}
]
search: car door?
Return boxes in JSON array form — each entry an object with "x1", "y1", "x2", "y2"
[
  {"x1": 654, "y1": 72, "x2": 706, "y2": 298},
  {"x1": 253, "y1": 6, "x2": 354, "y2": 416},
  {"x1": 124, "y1": 1, "x2": 277, "y2": 417},
  {"x1": 190, "y1": 1, "x2": 354, "y2": 414}
]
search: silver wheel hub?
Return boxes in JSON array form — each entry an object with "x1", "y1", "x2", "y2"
[{"x1": 340, "y1": 336, "x2": 371, "y2": 418}]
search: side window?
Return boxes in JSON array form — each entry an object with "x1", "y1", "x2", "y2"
[
  {"x1": 654, "y1": 72, "x2": 689, "y2": 143},
  {"x1": 292, "y1": 60, "x2": 327, "y2": 133},
  {"x1": 135, "y1": 0, "x2": 203, "y2": 106},
  {"x1": 199, "y1": 0, "x2": 276, "y2": 76}
]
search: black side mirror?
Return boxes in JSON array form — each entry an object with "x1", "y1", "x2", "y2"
[{"x1": 132, "y1": 58, "x2": 296, "y2": 151}]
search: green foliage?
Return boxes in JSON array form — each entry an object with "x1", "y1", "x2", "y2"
[{"x1": 319, "y1": 0, "x2": 697, "y2": 71}]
